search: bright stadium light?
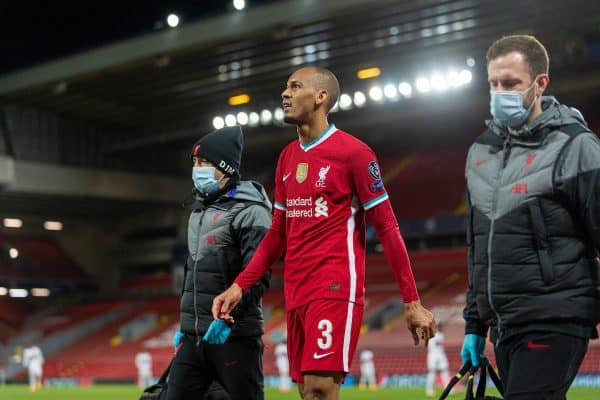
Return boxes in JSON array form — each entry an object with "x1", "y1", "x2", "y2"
[
  {"x1": 31, "y1": 288, "x2": 51, "y2": 297},
  {"x1": 415, "y1": 77, "x2": 432, "y2": 93},
  {"x1": 233, "y1": 0, "x2": 246, "y2": 11},
  {"x1": 236, "y1": 112, "x2": 249, "y2": 126},
  {"x1": 383, "y1": 83, "x2": 398, "y2": 99},
  {"x1": 353, "y1": 91, "x2": 366, "y2": 107},
  {"x1": 233, "y1": 0, "x2": 246, "y2": 10},
  {"x1": 398, "y1": 82, "x2": 412, "y2": 97},
  {"x1": 466, "y1": 57, "x2": 476, "y2": 67},
  {"x1": 448, "y1": 70, "x2": 462, "y2": 87},
  {"x1": 9, "y1": 248, "x2": 18, "y2": 259},
  {"x1": 212, "y1": 116, "x2": 225, "y2": 130},
  {"x1": 3, "y1": 218, "x2": 22, "y2": 228},
  {"x1": 0, "y1": 287, "x2": 7, "y2": 296},
  {"x1": 357, "y1": 67, "x2": 381, "y2": 80},
  {"x1": 460, "y1": 69, "x2": 473, "y2": 85},
  {"x1": 44, "y1": 221, "x2": 63, "y2": 231},
  {"x1": 330, "y1": 101, "x2": 339, "y2": 113},
  {"x1": 248, "y1": 112, "x2": 260, "y2": 127},
  {"x1": 274, "y1": 108, "x2": 284, "y2": 122},
  {"x1": 338, "y1": 94, "x2": 352, "y2": 110},
  {"x1": 224, "y1": 114, "x2": 237, "y2": 127},
  {"x1": 368, "y1": 86, "x2": 383, "y2": 102},
  {"x1": 9, "y1": 288, "x2": 28, "y2": 298},
  {"x1": 430, "y1": 74, "x2": 449, "y2": 91},
  {"x1": 167, "y1": 14, "x2": 179, "y2": 28},
  {"x1": 260, "y1": 109, "x2": 272, "y2": 125}
]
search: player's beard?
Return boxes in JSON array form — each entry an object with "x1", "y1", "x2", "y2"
[
  {"x1": 283, "y1": 108, "x2": 309, "y2": 125},
  {"x1": 283, "y1": 115, "x2": 300, "y2": 124}
]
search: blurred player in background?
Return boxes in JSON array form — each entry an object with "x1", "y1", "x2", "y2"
[
  {"x1": 135, "y1": 350, "x2": 153, "y2": 388},
  {"x1": 22, "y1": 342, "x2": 44, "y2": 392},
  {"x1": 213, "y1": 66, "x2": 436, "y2": 400},
  {"x1": 425, "y1": 323, "x2": 450, "y2": 397},
  {"x1": 358, "y1": 348, "x2": 377, "y2": 390},
  {"x1": 275, "y1": 338, "x2": 291, "y2": 392}
]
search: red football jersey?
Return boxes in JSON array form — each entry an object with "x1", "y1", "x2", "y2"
[{"x1": 273, "y1": 124, "x2": 389, "y2": 310}]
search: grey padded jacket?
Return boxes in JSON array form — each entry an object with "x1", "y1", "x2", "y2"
[
  {"x1": 464, "y1": 97, "x2": 600, "y2": 342},
  {"x1": 180, "y1": 180, "x2": 272, "y2": 339}
]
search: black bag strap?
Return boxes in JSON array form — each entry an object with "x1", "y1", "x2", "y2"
[
  {"x1": 438, "y1": 358, "x2": 504, "y2": 400},
  {"x1": 475, "y1": 358, "x2": 488, "y2": 398},
  {"x1": 487, "y1": 361, "x2": 504, "y2": 396},
  {"x1": 438, "y1": 361, "x2": 472, "y2": 399},
  {"x1": 465, "y1": 365, "x2": 477, "y2": 400},
  {"x1": 157, "y1": 358, "x2": 173, "y2": 384}
]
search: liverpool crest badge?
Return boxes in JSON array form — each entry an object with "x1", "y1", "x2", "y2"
[{"x1": 295, "y1": 163, "x2": 308, "y2": 183}]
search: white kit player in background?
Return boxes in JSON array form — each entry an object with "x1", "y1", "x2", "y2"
[
  {"x1": 275, "y1": 339, "x2": 291, "y2": 392},
  {"x1": 358, "y1": 348, "x2": 377, "y2": 390},
  {"x1": 135, "y1": 351, "x2": 153, "y2": 388},
  {"x1": 425, "y1": 323, "x2": 450, "y2": 397},
  {"x1": 22, "y1": 343, "x2": 44, "y2": 392}
]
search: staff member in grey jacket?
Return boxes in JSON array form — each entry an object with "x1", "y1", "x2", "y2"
[
  {"x1": 462, "y1": 34, "x2": 600, "y2": 399},
  {"x1": 168, "y1": 125, "x2": 272, "y2": 400}
]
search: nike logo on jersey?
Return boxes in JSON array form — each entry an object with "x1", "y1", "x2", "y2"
[
  {"x1": 283, "y1": 172, "x2": 291, "y2": 182},
  {"x1": 313, "y1": 351, "x2": 334, "y2": 359}
]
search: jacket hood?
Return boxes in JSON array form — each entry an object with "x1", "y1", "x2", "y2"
[{"x1": 225, "y1": 180, "x2": 272, "y2": 211}]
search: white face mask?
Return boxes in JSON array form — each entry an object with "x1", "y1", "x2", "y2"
[
  {"x1": 490, "y1": 78, "x2": 538, "y2": 128},
  {"x1": 192, "y1": 166, "x2": 221, "y2": 195}
]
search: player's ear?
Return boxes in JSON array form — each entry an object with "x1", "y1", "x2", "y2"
[{"x1": 315, "y1": 89, "x2": 328, "y2": 106}]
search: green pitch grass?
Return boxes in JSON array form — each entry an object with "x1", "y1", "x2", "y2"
[{"x1": 1, "y1": 385, "x2": 599, "y2": 399}]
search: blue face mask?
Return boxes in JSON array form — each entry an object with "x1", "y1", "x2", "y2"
[
  {"x1": 192, "y1": 166, "x2": 221, "y2": 195},
  {"x1": 490, "y1": 80, "x2": 537, "y2": 128}
]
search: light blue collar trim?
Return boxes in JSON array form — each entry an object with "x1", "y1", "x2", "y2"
[{"x1": 299, "y1": 124, "x2": 337, "y2": 152}]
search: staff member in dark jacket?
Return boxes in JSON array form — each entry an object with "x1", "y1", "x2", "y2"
[
  {"x1": 168, "y1": 125, "x2": 272, "y2": 400},
  {"x1": 462, "y1": 34, "x2": 600, "y2": 399}
]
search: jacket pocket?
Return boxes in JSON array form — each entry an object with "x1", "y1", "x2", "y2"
[{"x1": 528, "y1": 199, "x2": 555, "y2": 285}]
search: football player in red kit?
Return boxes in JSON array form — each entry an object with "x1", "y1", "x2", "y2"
[{"x1": 213, "y1": 66, "x2": 436, "y2": 400}]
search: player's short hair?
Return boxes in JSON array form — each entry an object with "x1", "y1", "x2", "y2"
[
  {"x1": 486, "y1": 35, "x2": 549, "y2": 79},
  {"x1": 309, "y1": 67, "x2": 340, "y2": 112}
]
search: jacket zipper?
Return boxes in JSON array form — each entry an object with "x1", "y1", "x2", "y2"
[
  {"x1": 488, "y1": 134, "x2": 512, "y2": 346},
  {"x1": 193, "y1": 210, "x2": 209, "y2": 345}
]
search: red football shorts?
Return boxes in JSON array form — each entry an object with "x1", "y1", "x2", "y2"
[{"x1": 286, "y1": 298, "x2": 363, "y2": 383}]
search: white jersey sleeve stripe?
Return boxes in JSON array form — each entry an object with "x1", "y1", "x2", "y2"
[
  {"x1": 274, "y1": 202, "x2": 286, "y2": 211},
  {"x1": 362, "y1": 193, "x2": 389, "y2": 210},
  {"x1": 343, "y1": 197, "x2": 359, "y2": 372}
]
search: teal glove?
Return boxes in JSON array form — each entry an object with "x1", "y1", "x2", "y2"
[
  {"x1": 461, "y1": 334, "x2": 485, "y2": 367},
  {"x1": 203, "y1": 320, "x2": 232, "y2": 344},
  {"x1": 173, "y1": 331, "x2": 184, "y2": 351}
]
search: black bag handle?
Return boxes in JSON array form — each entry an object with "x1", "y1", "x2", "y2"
[
  {"x1": 438, "y1": 358, "x2": 504, "y2": 400},
  {"x1": 157, "y1": 358, "x2": 173, "y2": 384},
  {"x1": 438, "y1": 360, "x2": 472, "y2": 399},
  {"x1": 475, "y1": 358, "x2": 488, "y2": 398}
]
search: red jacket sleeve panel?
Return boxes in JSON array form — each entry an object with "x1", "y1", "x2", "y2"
[
  {"x1": 234, "y1": 208, "x2": 286, "y2": 291},
  {"x1": 366, "y1": 200, "x2": 419, "y2": 303}
]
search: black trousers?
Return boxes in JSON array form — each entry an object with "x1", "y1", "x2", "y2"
[
  {"x1": 494, "y1": 331, "x2": 588, "y2": 400},
  {"x1": 166, "y1": 334, "x2": 264, "y2": 400}
]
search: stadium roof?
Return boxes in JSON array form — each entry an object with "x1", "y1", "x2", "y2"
[
  {"x1": 1, "y1": 0, "x2": 599, "y2": 152},
  {"x1": 0, "y1": 0, "x2": 599, "y2": 222}
]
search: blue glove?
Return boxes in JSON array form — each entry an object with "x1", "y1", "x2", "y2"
[
  {"x1": 461, "y1": 334, "x2": 485, "y2": 367},
  {"x1": 202, "y1": 320, "x2": 232, "y2": 344},
  {"x1": 173, "y1": 331, "x2": 184, "y2": 351}
]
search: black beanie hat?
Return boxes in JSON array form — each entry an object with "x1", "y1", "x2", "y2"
[{"x1": 191, "y1": 126, "x2": 243, "y2": 178}]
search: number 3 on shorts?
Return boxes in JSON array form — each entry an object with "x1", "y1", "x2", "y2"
[{"x1": 317, "y1": 319, "x2": 333, "y2": 350}]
